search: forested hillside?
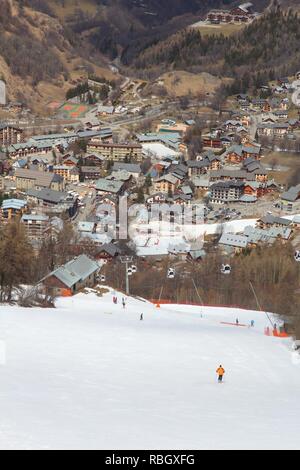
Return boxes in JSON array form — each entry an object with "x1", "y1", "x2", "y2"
[
  {"x1": 132, "y1": 7, "x2": 300, "y2": 92},
  {"x1": 19, "y1": 0, "x2": 270, "y2": 63}
]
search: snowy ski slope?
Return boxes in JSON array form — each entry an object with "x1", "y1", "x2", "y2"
[{"x1": 0, "y1": 290, "x2": 299, "y2": 450}]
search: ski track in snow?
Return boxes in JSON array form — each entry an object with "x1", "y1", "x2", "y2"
[{"x1": 0, "y1": 291, "x2": 299, "y2": 450}]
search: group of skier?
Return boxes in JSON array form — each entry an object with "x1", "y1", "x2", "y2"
[
  {"x1": 113, "y1": 296, "x2": 127, "y2": 309},
  {"x1": 112, "y1": 294, "x2": 261, "y2": 383},
  {"x1": 113, "y1": 295, "x2": 144, "y2": 320}
]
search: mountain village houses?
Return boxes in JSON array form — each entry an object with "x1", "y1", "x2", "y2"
[{"x1": 0, "y1": 71, "x2": 300, "y2": 276}]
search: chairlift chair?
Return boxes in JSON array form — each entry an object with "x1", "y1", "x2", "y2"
[
  {"x1": 167, "y1": 268, "x2": 175, "y2": 279},
  {"x1": 221, "y1": 264, "x2": 232, "y2": 275},
  {"x1": 294, "y1": 251, "x2": 300, "y2": 262}
]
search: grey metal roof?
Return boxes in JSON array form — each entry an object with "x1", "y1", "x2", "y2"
[
  {"x1": 112, "y1": 163, "x2": 141, "y2": 173},
  {"x1": 210, "y1": 181, "x2": 244, "y2": 189},
  {"x1": 244, "y1": 226, "x2": 292, "y2": 243},
  {"x1": 45, "y1": 255, "x2": 99, "y2": 288},
  {"x1": 27, "y1": 188, "x2": 68, "y2": 204},
  {"x1": 281, "y1": 184, "x2": 300, "y2": 202},
  {"x1": 97, "y1": 106, "x2": 115, "y2": 114},
  {"x1": 137, "y1": 132, "x2": 181, "y2": 150},
  {"x1": 81, "y1": 166, "x2": 102, "y2": 173},
  {"x1": 180, "y1": 185, "x2": 193, "y2": 195},
  {"x1": 245, "y1": 162, "x2": 266, "y2": 174},
  {"x1": 188, "y1": 154, "x2": 221, "y2": 169},
  {"x1": 191, "y1": 176, "x2": 210, "y2": 187},
  {"x1": 155, "y1": 174, "x2": 179, "y2": 185},
  {"x1": 107, "y1": 170, "x2": 132, "y2": 182},
  {"x1": 210, "y1": 169, "x2": 251, "y2": 180},
  {"x1": 21, "y1": 214, "x2": 49, "y2": 222},
  {"x1": 219, "y1": 233, "x2": 248, "y2": 248},
  {"x1": 260, "y1": 214, "x2": 291, "y2": 226},
  {"x1": 62, "y1": 155, "x2": 78, "y2": 164},
  {"x1": 15, "y1": 169, "x2": 61, "y2": 188},
  {"x1": 187, "y1": 160, "x2": 207, "y2": 169},
  {"x1": 96, "y1": 178, "x2": 124, "y2": 194},
  {"x1": 96, "y1": 243, "x2": 121, "y2": 257},
  {"x1": 225, "y1": 145, "x2": 261, "y2": 156}
]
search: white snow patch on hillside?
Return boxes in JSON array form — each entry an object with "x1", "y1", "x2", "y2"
[{"x1": 0, "y1": 290, "x2": 299, "y2": 450}]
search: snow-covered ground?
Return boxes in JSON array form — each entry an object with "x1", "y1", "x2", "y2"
[
  {"x1": 132, "y1": 219, "x2": 259, "y2": 256},
  {"x1": 142, "y1": 143, "x2": 180, "y2": 159},
  {"x1": 0, "y1": 290, "x2": 299, "y2": 450}
]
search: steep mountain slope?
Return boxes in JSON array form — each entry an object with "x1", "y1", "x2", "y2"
[{"x1": 0, "y1": 0, "x2": 114, "y2": 112}]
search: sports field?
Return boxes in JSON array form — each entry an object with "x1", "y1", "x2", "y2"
[{"x1": 60, "y1": 103, "x2": 91, "y2": 118}]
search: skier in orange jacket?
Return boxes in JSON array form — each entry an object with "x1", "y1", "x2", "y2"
[{"x1": 216, "y1": 365, "x2": 225, "y2": 383}]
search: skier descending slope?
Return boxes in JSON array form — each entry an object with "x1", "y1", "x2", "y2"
[{"x1": 216, "y1": 365, "x2": 225, "y2": 383}]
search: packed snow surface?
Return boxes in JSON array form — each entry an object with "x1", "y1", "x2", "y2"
[{"x1": 0, "y1": 290, "x2": 299, "y2": 450}]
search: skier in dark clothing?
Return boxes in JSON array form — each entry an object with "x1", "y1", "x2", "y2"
[{"x1": 140, "y1": 314, "x2": 143, "y2": 321}]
